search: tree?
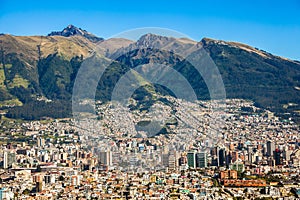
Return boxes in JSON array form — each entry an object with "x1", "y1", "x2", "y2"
[
  {"x1": 59, "y1": 175, "x2": 65, "y2": 181},
  {"x1": 22, "y1": 188, "x2": 30, "y2": 195}
]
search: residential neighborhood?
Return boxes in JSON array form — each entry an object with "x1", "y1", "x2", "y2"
[{"x1": 0, "y1": 98, "x2": 299, "y2": 199}]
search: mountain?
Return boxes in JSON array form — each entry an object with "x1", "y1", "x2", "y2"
[
  {"x1": 48, "y1": 24, "x2": 104, "y2": 43},
  {"x1": 110, "y1": 34, "x2": 300, "y2": 112},
  {"x1": 111, "y1": 33, "x2": 198, "y2": 59},
  {"x1": 200, "y1": 38, "x2": 300, "y2": 110},
  {"x1": 0, "y1": 26, "x2": 300, "y2": 121}
]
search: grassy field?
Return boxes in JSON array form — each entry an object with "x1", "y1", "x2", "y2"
[
  {"x1": 7, "y1": 74, "x2": 30, "y2": 88},
  {"x1": 0, "y1": 64, "x2": 7, "y2": 89},
  {"x1": 0, "y1": 64, "x2": 24, "y2": 107},
  {"x1": 0, "y1": 98, "x2": 23, "y2": 107}
]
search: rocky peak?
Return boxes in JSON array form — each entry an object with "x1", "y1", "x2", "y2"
[
  {"x1": 48, "y1": 25, "x2": 104, "y2": 43},
  {"x1": 136, "y1": 33, "x2": 174, "y2": 48}
]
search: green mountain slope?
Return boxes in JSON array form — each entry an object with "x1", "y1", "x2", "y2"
[{"x1": 0, "y1": 26, "x2": 299, "y2": 121}]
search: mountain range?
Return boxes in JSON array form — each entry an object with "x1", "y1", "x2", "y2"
[{"x1": 0, "y1": 25, "x2": 299, "y2": 121}]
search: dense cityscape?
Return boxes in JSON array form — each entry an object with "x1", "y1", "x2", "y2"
[
  {"x1": 0, "y1": 98, "x2": 299, "y2": 199},
  {"x1": 1, "y1": 0, "x2": 300, "y2": 199}
]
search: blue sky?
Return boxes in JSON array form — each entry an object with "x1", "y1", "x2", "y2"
[{"x1": 0, "y1": 0, "x2": 299, "y2": 60}]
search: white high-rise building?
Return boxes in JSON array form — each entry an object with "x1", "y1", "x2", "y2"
[
  {"x1": 37, "y1": 137, "x2": 45, "y2": 147},
  {"x1": 2, "y1": 151, "x2": 16, "y2": 169},
  {"x1": 168, "y1": 151, "x2": 177, "y2": 171},
  {"x1": 3, "y1": 151, "x2": 8, "y2": 169}
]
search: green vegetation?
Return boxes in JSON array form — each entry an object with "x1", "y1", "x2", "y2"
[
  {"x1": 38, "y1": 53, "x2": 76, "y2": 99},
  {"x1": 0, "y1": 64, "x2": 14, "y2": 101},
  {"x1": 6, "y1": 100, "x2": 71, "y2": 120},
  {"x1": 202, "y1": 42, "x2": 300, "y2": 114},
  {"x1": 0, "y1": 64, "x2": 6, "y2": 88},
  {"x1": 7, "y1": 74, "x2": 29, "y2": 88},
  {"x1": 0, "y1": 98, "x2": 22, "y2": 107},
  {"x1": 1, "y1": 37, "x2": 300, "y2": 121}
]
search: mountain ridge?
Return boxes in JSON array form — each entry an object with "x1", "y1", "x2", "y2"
[
  {"x1": 0, "y1": 25, "x2": 299, "y2": 121},
  {"x1": 48, "y1": 24, "x2": 104, "y2": 43}
]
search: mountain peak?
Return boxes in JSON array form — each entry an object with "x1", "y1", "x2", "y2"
[
  {"x1": 136, "y1": 33, "x2": 175, "y2": 48},
  {"x1": 66, "y1": 24, "x2": 75, "y2": 29},
  {"x1": 48, "y1": 25, "x2": 103, "y2": 43},
  {"x1": 138, "y1": 33, "x2": 172, "y2": 42}
]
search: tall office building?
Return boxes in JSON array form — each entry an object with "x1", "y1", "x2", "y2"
[
  {"x1": 99, "y1": 151, "x2": 112, "y2": 167},
  {"x1": 3, "y1": 151, "x2": 8, "y2": 169},
  {"x1": 284, "y1": 149, "x2": 293, "y2": 161},
  {"x1": 248, "y1": 145, "x2": 253, "y2": 163},
  {"x1": 226, "y1": 152, "x2": 232, "y2": 167},
  {"x1": 36, "y1": 182, "x2": 43, "y2": 193},
  {"x1": 37, "y1": 137, "x2": 45, "y2": 147},
  {"x1": 187, "y1": 152, "x2": 196, "y2": 168},
  {"x1": 179, "y1": 153, "x2": 187, "y2": 166},
  {"x1": 274, "y1": 149, "x2": 283, "y2": 166},
  {"x1": 161, "y1": 153, "x2": 169, "y2": 167},
  {"x1": 266, "y1": 141, "x2": 275, "y2": 157},
  {"x1": 3, "y1": 151, "x2": 15, "y2": 169},
  {"x1": 196, "y1": 152, "x2": 207, "y2": 168},
  {"x1": 211, "y1": 146, "x2": 219, "y2": 166},
  {"x1": 219, "y1": 148, "x2": 226, "y2": 167},
  {"x1": 168, "y1": 151, "x2": 177, "y2": 171}
]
